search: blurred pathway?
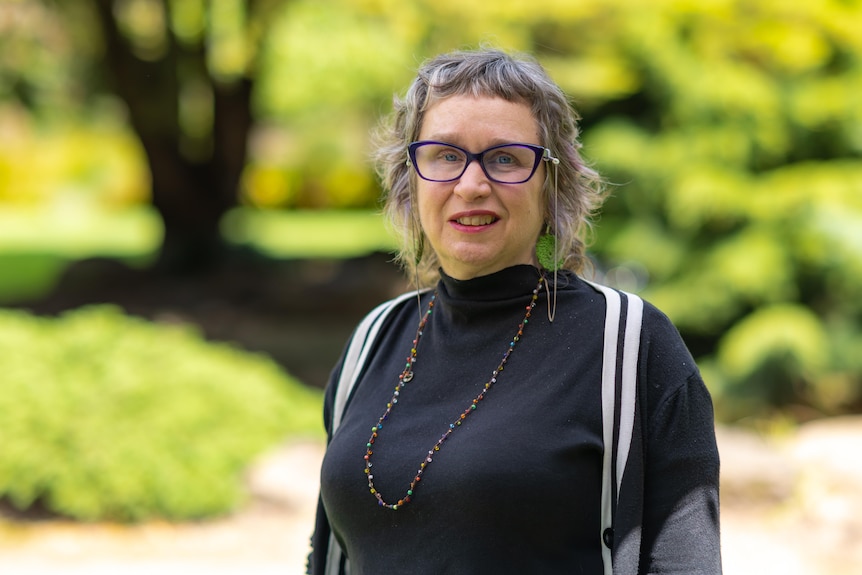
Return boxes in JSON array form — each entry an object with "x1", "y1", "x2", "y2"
[
  {"x1": 0, "y1": 441, "x2": 322, "y2": 575},
  {"x1": 2, "y1": 420, "x2": 862, "y2": 574}
]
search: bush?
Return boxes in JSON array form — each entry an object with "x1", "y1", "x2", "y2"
[{"x1": 0, "y1": 306, "x2": 322, "y2": 522}]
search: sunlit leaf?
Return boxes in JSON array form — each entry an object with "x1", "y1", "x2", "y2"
[{"x1": 718, "y1": 304, "x2": 828, "y2": 379}]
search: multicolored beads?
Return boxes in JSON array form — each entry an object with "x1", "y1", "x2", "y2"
[{"x1": 364, "y1": 276, "x2": 544, "y2": 510}]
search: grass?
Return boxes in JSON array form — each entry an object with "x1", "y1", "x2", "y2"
[
  {"x1": 0, "y1": 206, "x2": 162, "y2": 303},
  {"x1": 0, "y1": 253, "x2": 72, "y2": 302},
  {"x1": 0, "y1": 206, "x2": 397, "y2": 304},
  {"x1": 221, "y1": 208, "x2": 397, "y2": 258}
]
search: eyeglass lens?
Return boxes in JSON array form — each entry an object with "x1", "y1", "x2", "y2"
[{"x1": 411, "y1": 143, "x2": 541, "y2": 183}]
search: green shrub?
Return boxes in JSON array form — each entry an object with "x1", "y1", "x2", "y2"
[{"x1": 0, "y1": 306, "x2": 322, "y2": 522}]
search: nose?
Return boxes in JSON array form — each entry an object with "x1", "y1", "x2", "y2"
[{"x1": 453, "y1": 159, "x2": 491, "y2": 201}]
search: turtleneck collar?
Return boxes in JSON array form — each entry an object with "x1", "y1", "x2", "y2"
[
  {"x1": 438, "y1": 264, "x2": 546, "y2": 302},
  {"x1": 433, "y1": 265, "x2": 580, "y2": 324},
  {"x1": 434, "y1": 266, "x2": 546, "y2": 327}
]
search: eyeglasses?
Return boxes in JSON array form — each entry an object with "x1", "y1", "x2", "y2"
[{"x1": 407, "y1": 141, "x2": 553, "y2": 184}]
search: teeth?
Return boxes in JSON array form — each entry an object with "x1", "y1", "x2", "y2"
[{"x1": 457, "y1": 215, "x2": 494, "y2": 226}]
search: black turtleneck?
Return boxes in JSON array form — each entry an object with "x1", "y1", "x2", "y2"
[{"x1": 311, "y1": 265, "x2": 721, "y2": 575}]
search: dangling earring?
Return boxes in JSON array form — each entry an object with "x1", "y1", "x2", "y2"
[
  {"x1": 537, "y1": 226, "x2": 559, "y2": 323},
  {"x1": 538, "y1": 149, "x2": 560, "y2": 322},
  {"x1": 536, "y1": 227, "x2": 560, "y2": 272}
]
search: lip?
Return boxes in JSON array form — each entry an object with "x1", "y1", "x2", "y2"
[{"x1": 449, "y1": 210, "x2": 500, "y2": 232}]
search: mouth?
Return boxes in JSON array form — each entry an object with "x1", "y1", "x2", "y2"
[{"x1": 453, "y1": 214, "x2": 497, "y2": 226}]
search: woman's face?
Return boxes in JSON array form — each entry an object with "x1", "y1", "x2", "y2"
[{"x1": 415, "y1": 95, "x2": 546, "y2": 280}]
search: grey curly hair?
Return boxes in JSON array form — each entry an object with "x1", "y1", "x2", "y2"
[{"x1": 372, "y1": 47, "x2": 606, "y2": 287}]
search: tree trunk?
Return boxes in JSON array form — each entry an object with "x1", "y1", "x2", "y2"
[{"x1": 92, "y1": 0, "x2": 252, "y2": 275}]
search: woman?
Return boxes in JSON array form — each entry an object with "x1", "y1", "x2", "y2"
[{"x1": 308, "y1": 48, "x2": 721, "y2": 574}]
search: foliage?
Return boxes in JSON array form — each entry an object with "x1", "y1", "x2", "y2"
[
  {"x1": 565, "y1": 0, "x2": 862, "y2": 420},
  {"x1": 0, "y1": 0, "x2": 149, "y2": 209},
  {"x1": 0, "y1": 0, "x2": 86, "y2": 121},
  {"x1": 0, "y1": 115, "x2": 150, "y2": 208},
  {"x1": 0, "y1": 305, "x2": 322, "y2": 521}
]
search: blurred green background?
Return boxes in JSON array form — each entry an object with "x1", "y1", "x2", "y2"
[{"x1": 1, "y1": 0, "x2": 861, "y2": 521}]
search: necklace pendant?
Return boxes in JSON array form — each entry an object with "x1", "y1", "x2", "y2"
[{"x1": 402, "y1": 371, "x2": 414, "y2": 383}]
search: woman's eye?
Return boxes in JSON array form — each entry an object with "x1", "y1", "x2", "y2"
[{"x1": 490, "y1": 153, "x2": 517, "y2": 166}]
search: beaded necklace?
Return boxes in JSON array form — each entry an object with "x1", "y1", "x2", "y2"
[{"x1": 364, "y1": 275, "x2": 545, "y2": 510}]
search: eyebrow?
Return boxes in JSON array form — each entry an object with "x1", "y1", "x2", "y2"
[{"x1": 420, "y1": 135, "x2": 540, "y2": 148}]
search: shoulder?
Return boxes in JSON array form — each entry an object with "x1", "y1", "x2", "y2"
[
  {"x1": 322, "y1": 288, "x2": 429, "y2": 433},
  {"x1": 362, "y1": 289, "x2": 427, "y2": 324},
  {"x1": 638, "y1": 298, "x2": 698, "y2": 377},
  {"x1": 634, "y1": 297, "x2": 714, "y2": 425},
  {"x1": 565, "y1": 277, "x2": 700, "y2": 388},
  {"x1": 347, "y1": 288, "x2": 432, "y2": 346},
  {"x1": 576, "y1": 280, "x2": 704, "y2": 408}
]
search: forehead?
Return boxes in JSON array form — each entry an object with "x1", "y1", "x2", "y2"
[{"x1": 419, "y1": 95, "x2": 540, "y2": 145}]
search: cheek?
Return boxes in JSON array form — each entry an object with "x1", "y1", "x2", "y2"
[
  {"x1": 416, "y1": 184, "x2": 446, "y2": 225},
  {"x1": 522, "y1": 185, "x2": 547, "y2": 228}
]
